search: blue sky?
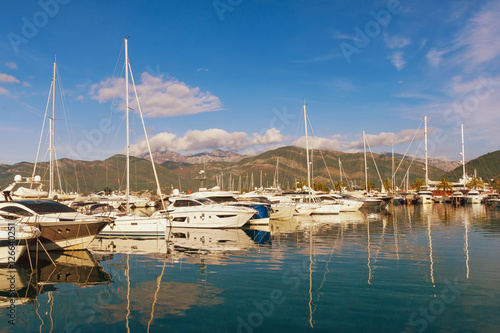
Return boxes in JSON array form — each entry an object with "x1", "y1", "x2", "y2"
[{"x1": 1, "y1": 0, "x2": 499, "y2": 164}]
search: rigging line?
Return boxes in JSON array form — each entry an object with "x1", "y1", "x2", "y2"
[
  {"x1": 128, "y1": 61, "x2": 166, "y2": 210},
  {"x1": 32, "y1": 78, "x2": 53, "y2": 179},
  {"x1": 306, "y1": 116, "x2": 335, "y2": 187},
  {"x1": 398, "y1": 140, "x2": 423, "y2": 190},
  {"x1": 393, "y1": 120, "x2": 424, "y2": 180},
  {"x1": 365, "y1": 135, "x2": 385, "y2": 190}
]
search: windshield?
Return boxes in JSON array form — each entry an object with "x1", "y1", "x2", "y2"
[
  {"x1": 206, "y1": 196, "x2": 238, "y2": 203},
  {"x1": 18, "y1": 200, "x2": 77, "y2": 214},
  {"x1": 196, "y1": 198, "x2": 214, "y2": 205}
]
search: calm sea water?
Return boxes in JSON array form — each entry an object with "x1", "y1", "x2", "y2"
[{"x1": 2, "y1": 204, "x2": 500, "y2": 332}]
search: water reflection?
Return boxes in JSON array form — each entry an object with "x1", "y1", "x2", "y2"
[
  {"x1": 0, "y1": 250, "x2": 111, "y2": 308},
  {"x1": 1, "y1": 205, "x2": 499, "y2": 332}
]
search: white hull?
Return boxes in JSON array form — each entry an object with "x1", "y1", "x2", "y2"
[
  {"x1": 465, "y1": 196, "x2": 481, "y2": 204},
  {"x1": 418, "y1": 195, "x2": 434, "y2": 204},
  {"x1": 294, "y1": 203, "x2": 319, "y2": 216},
  {"x1": 246, "y1": 217, "x2": 270, "y2": 225},
  {"x1": 100, "y1": 215, "x2": 168, "y2": 236},
  {"x1": 270, "y1": 204, "x2": 295, "y2": 220},
  {"x1": 0, "y1": 223, "x2": 39, "y2": 264},
  {"x1": 312, "y1": 204, "x2": 341, "y2": 215},
  {"x1": 339, "y1": 200, "x2": 363, "y2": 212},
  {"x1": 161, "y1": 208, "x2": 253, "y2": 229}
]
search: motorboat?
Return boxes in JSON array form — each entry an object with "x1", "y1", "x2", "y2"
[
  {"x1": 0, "y1": 200, "x2": 109, "y2": 251},
  {"x1": 239, "y1": 193, "x2": 295, "y2": 220},
  {"x1": 150, "y1": 197, "x2": 255, "y2": 229},
  {"x1": 324, "y1": 193, "x2": 363, "y2": 212},
  {"x1": 415, "y1": 190, "x2": 434, "y2": 204},
  {"x1": 451, "y1": 191, "x2": 465, "y2": 205},
  {"x1": 99, "y1": 213, "x2": 168, "y2": 237},
  {"x1": 191, "y1": 190, "x2": 271, "y2": 225},
  {"x1": 465, "y1": 190, "x2": 482, "y2": 204}
]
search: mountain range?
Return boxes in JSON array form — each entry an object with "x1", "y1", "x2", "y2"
[
  {"x1": 1, "y1": 147, "x2": 498, "y2": 193},
  {"x1": 137, "y1": 149, "x2": 246, "y2": 164}
]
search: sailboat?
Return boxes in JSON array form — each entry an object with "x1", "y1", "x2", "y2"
[
  {"x1": 415, "y1": 116, "x2": 434, "y2": 204},
  {"x1": 292, "y1": 104, "x2": 322, "y2": 215},
  {"x1": 100, "y1": 38, "x2": 168, "y2": 237},
  {"x1": 1, "y1": 60, "x2": 77, "y2": 201}
]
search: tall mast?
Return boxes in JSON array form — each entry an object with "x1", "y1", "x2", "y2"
[
  {"x1": 391, "y1": 144, "x2": 395, "y2": 193},
  {"x1": 49, "y1": 60, "x2": 56, "y2": 197},
  {"x1": 339, "y1": 158, "x2": 343, "y2": 183},
  {"x1": 125, "y1": 38, "x2": 130, "y2": 213},
  {"x1": 304, "y1": 103, "x2": 311, "y2": 193},
  {"x1": 363, "y1": 131, "x2": 368, "y2": 193},
  {"x1": 461, "y1": 123, "x2": 466, "y2": 184},
  {"x1": 424, "y1": 115, "x2": 429, "y2": 187}
]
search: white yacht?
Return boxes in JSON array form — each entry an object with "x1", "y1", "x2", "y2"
[
  {"x1": 151, "y1": 197, "x2": 255, "y2": 229},
  {"x1": 288, "y1": 195, "x2": 320, "y2": 216},
  {"x1": 0, "y1": 200, "x2": 109, "y2": 251},
  {"x1": 240, "y1": 193, "x2": 295, "y2": 220},
  {"x1": 465, "y1": 190, "x2": 482, "y2": 204},
  {"x1": 416, "y1": 190, "x2": 434, "y2": 204},
  {"x1": 191, "y1": 190, "x2": 271, "y2": 225},
  {"x1": 323, "y1": 194, "x2": 363, "y2": 212}
]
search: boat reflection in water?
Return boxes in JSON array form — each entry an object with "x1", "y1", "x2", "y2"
[
  {"x1": 0, "y1": 250, "x2": 111, "y2": 307},
  {"x1": 166, "y1": 228, "x2": 261, "y2": 254}
]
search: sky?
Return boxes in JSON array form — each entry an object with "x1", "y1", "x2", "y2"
[{"x1": 1, "y1": 0, "x2": 499, "y2": 165}]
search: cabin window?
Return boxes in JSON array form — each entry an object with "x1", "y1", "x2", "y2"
[{"x1": 0, "y1": 206, "x2": 33, "y2": 218}]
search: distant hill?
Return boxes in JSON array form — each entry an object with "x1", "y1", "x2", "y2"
[
  {"x1": 443, "y1": 150, "x2": 500, "y2": 182},
  {"x1": 0, "y1": 146, "x2": 455, "y2": 193},
  {"x1": 138, "y1": 149, "x2": 246, "y2": 164}
]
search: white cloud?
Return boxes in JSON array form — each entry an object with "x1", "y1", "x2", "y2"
[
  {"x1": 76, "y1": 95, "x2": 84, "y2": 101},
  {"x1": 90, "y1": 72, "x2": 222, "y2": 118},
  {"x1": 388, "y1": 52, "x2": 406, "y2": 70},
  {"x1": 22, "y1": 81, "x2": 31, "y2": 87},
  {"x1": 426, "y1": 48, "x2": 448, "y2": 67},
  {"x1": 0, "y1": 87, "x2": 9, "y2": 95},
  {"x1": 393, "y1": 92, "x2": 436, "y2": 101},
  {"x1": 384, "y1": 34, "x2": 411, "y2": 49},
  {"x1": 0, "y1": 73, "x2": 20, "y2": 84},
  {"x1": 4, "y1": 62, "x2": 17, "y2": 69},
  {"x1": 130, "y1": 128, "x2": 286, "y2": 155},
  {"x1": 427, "y1": 1, "x2": 500, "y2": 68},
  {"x1": 292, "y1": 128, "x2": 433, "y2": 151},
  {"x1": 454, "y1": 1, "x2": 500, "y2": 66}
]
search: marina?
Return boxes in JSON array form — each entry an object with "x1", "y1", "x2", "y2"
[{"x1": 1, "y1": 1, "x2": 500, "y2": 332}]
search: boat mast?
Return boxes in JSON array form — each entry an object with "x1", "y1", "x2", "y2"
[
  {"x1": 304, "y1": 103, "x2": 311, "y2": 194},
  {"x1": 391, "y1": 144, "x2": 395, "y2": 193},
  {"x1": 461, "y1": 123, "x2": 466, "y2": 185},
  {"x1": 363, "y1": 131, "x2": 368, "y2": 193},
  {"x1": 125, "y1": 37, "x2": 130, "y2": 214},
  {"x1": 424, "y1": 115, "x2": 428, "y2": 188},
  {"x1": 49, "y1": 59, "x2": 56, "y2": 197},
  {"x1": 339, "y1": 158, "x2": 343, "y2": 183}
]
